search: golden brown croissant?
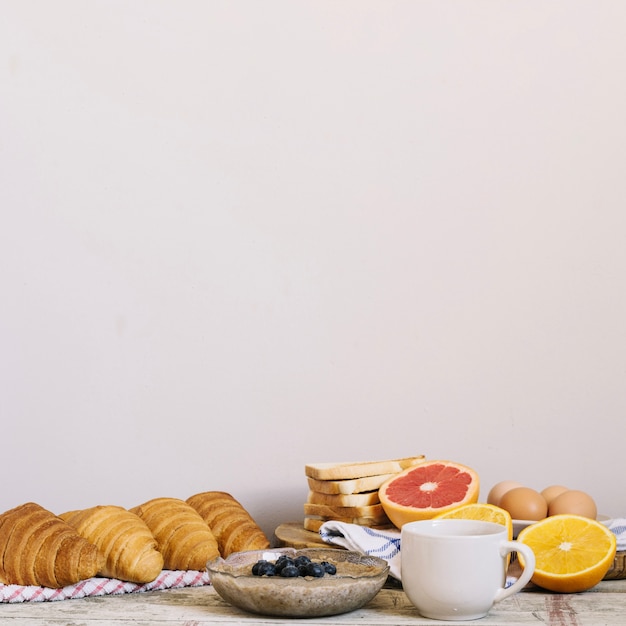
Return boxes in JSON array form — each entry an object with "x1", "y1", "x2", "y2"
[
  {"x1": 186, "y1": 491, "x2": 269, "y2": 557},
  {"x1": 0, "y1": 502, "x2": 103, "y2": 587},
  {"x1": 59, "y1": 505, "x2": 164, "y2": 583},
  {"x1": 129, "y1": 497, "x2": 219, "y2": 570}
]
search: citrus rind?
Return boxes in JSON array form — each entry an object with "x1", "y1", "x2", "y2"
[
  {"x1": 517, "y1": 514, "x2": 617, "y2": 593},
  {"x1": 434, "y1": 503, "x2": 513, "y2": 540},
  {"x1": 378, "y1": 460, "x2": 480, "y2": 528}
]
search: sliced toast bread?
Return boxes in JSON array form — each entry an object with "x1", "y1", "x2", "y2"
[
  {"x1": 306, "y1": 490, "x2": 381, "y2": 507},
  {"x1": 306, "y1": 473, "x2": 396, "y2": 495},
  {"x1": 304, "y1": 455, "x2": 425, "y2": 481},
  {"x1": 304, "y1": 502, "x2": 388, "y2": 520},
  {"x1": 303, "y1": 516, "x2": 392, "y2": 532}
]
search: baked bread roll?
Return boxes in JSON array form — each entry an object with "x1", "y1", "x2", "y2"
[
  {"x1": 0, "y1": 502, "x2": 103, "y2": 587},
  {"x1": 186, "y1": 491, "x2": 269, "y2": 557},
  {"x1": 130, "y1": 497, "x2": 219, "y2": 570},
  {"x1": 60, "y1": 505, "x2": 164, "y2": 583}
]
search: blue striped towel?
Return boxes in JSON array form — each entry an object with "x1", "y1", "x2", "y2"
[
  {"x1": 319, "y1": 522, "x2": 402, "y2": 579},
  {"x1": 319, "y1": 518, "x2": 626, "y2": 582},
  {"x1": 606, "y1": 519, "x2": 626, "y2": 551}
]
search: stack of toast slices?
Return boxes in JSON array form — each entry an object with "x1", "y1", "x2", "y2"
[{"x1": 303, "y1": 455, "x2": 425, "y2": 532}]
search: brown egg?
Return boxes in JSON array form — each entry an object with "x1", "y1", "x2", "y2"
[
  {"x1": 548, "y1": 490, "x2": 597, "y2": 519},
  {"x1": 486, "y1": 481, "x2": 524, "y2": 507},
  {"x1": 541, "y1": 485, "x2": 569, "y2": 506},
  {"x1": 499, "y1": 487, "x2": 548, "y2": 521}
]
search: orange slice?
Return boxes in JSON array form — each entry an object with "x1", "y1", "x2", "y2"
[
  {"x1": 516, "y1": 514, "x2": 616, "y2": 593},
  {"x1": 379, "y1": 460, "x2": 480, "y2": 528},
  {"x1": 434, "y1": 503, "x2": 513, "y2": 540}
]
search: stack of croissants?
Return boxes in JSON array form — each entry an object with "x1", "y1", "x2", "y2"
[{"x1": 0, "y1": 491, "x2": 270, "y2": 588}]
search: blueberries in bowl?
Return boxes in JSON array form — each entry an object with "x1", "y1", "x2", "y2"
[
  {"x1": 207, "y1": 547, "x2": 390, "y2": 618},
  {"x1": 252, "y1": 554, "x2": 338, "y2": 578}
]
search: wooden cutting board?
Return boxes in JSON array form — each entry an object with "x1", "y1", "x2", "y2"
[
  {"x1": 606, "y1": 551, "x2": 626, "y2": 580},
  {"x1": 274, "y1": 522, "x2": 342, "y2": 549}
]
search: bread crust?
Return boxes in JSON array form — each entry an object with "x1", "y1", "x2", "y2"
[
  {"x1": 130, "y1": 497, "x2": 219, "y2": 570},
  {"x1": 307, "y1": 474, "x2": 396, "y2": 495},
  {"x1": 60, "y1": 505, "x2": 164, "y2": 583},
  {"x1": 307, "y1": 490, "x2": 381, "y2": 507},
  {"x1": 0, "y1": 491, "x2": 269, "y2": 583},
  {"x1": 0, "y1": 502, "x2": 103, "y2": 587},
  {"x1": 186, "y1": 491, "x2": 269, "y2": 557},
  {"x1": 303, "y1": 502, "x2": 388, "y2": 521},
  {"x1": 303, "y1": 516, "x2": 393, "y2": 532},
  {"x1": 305, "y1": 456, "x2": 425, "y2": 481}
]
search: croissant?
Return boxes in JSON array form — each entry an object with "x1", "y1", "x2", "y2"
[
  {"x1": 186, "y1": 491, "x2": 270, "y2": 557},
  {"x1": 129, "y1": 497, "x2": 219, "y2": 570},
  {"x1": 59, "y1": 505, "x2": 164, "y2": 583},
  {"x1": 0, "y1": 502, "x2": 103, "y2": 587}
]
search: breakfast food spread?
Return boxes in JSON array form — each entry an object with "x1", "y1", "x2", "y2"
[
  {"x1": 298, "y1": 459, "x2": 621, "y2": 595},
  {"x1": 0, "y1": 461, "x2": 621, "y2": 605}
]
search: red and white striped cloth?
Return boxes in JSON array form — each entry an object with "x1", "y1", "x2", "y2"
[{"x1": 0, "y1": 569, "x2": 210, "y2": 603}]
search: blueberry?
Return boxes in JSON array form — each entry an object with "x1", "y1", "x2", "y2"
[
  {"x1": 280, "y1": 565, "x2": 300, "y2": 577},
  {"x1": 306, "y1": 562, "x2": 325, "y2": 578},
  {"x1": 256, "y1": 561, "x2": 277, "y2": 576},
  {"x1": 251, "y1": 554, "x2": 336, "y2": 579},
  {"x1": 294, "y1": 555, "x2": 311, "y2": 568},
  {"x1": 275, "y1": 557, "x2": 294, "y2": 573}
]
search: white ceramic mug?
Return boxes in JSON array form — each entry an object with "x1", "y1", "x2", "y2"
[{"x1": 401, "y1": 519, "x2": 535, "y2": 621}]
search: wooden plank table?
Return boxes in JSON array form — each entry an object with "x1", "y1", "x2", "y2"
[{"x1": 1, "y1": 578, "x2": 625, "y2": 625}]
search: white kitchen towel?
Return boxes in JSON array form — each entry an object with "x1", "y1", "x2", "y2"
[
  {"x1": 319, "y1": 518, "x2": 626, "y2": 582},
  {"x1": 319, "y1": 521, "x2": 401, "y2": 579},
  {"x1": 605, "y1": 518, "x2": 626, "y2": 551}
]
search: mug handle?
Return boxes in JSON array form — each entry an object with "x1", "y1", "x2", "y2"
[{"x1": 493, "y1": 541, "x2": 536, "y2": 603}]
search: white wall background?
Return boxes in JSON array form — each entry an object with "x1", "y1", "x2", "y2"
[{"x1": 2, "y1": 1, "x2": 625, "y2": 539}]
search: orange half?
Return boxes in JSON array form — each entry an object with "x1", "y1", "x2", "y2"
[
  {"x1": 517, "y1": 514, "x2": 616, "y2": 593},
  {"x1": 434, "y1": 503, "x2": 513, "y2": 540}
]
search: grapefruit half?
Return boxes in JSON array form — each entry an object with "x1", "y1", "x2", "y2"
[{"x1": 379, "y1": 460, "x2": 480, "y2": 528}]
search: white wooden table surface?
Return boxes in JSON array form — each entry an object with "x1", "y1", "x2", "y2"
[{"x1": 1, "y1": 578, "x2": 625, "y2": 625}]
